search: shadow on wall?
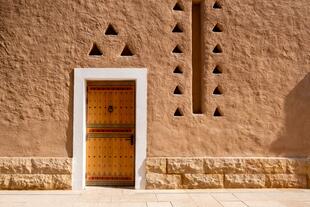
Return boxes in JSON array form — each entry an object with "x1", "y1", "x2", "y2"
[
  {"x1": 65, "y1": 70, "x2": 74, "y2": 157},
  {"x1": 271, "y1": 73, "x2": 310, "y2": 157}
]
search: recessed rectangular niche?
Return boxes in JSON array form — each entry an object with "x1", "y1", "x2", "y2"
[{"x1": 192, "y1": 1, "x2": 203, "y2": 114}]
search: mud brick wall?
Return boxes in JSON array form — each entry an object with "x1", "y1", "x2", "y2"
[{"x1": 0, "y1": 0, "x2": 309, "y2": 158}]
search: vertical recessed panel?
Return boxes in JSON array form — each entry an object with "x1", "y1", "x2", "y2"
[{"x1": 192, "y1": 2, "x2": 202, "y2": 114}]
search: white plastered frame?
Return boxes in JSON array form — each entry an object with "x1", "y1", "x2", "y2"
[{"x1": 72, "y1": 68, "x2": 147, "y2": 190}]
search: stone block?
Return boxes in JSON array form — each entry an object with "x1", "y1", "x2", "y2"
[
  {"x1": 244, "y1": 158, "x2": 287, "y2": 174},
  {"x1": 183, "y1": 174, "x2": 223, "y2": 188},
  {"x1": 224, "y1": 174, "x2": 266, "y2": 188},
  {"x1": 204, "y1": 158, "x2": 293, "y2": 174},
  {"x1": 52, "y1": 174, "x2": 71, "y2": 189},
  {"x1": 286, "y1": 158, "x2": 309, "y2": 174},
  {"x1": 167, "y1": 158, "x2": 204, "y2": 174},
  {"x1": 0, "y1": 174, "x2": 11, "y2": 189},
  {"x1": 9, "y1": 174, "x2": 53, "y2": 190},
  {"x1": 146, "y1": 173, "x2": 181, "y2": 189},
  {"x1": 146, "y1": 158, "x2": 166, "y2": 174},
  {"x1": 0, "y1": 174, "x2": 71, "y2": 190},
  {"x1": 266, "y1": 174, "x2": 307, "y2": 188},
  {"x1": 0, "y1": 158, "x2": 32, "y2": 174},
  {"x1": 31, "y1": 157, "x2": 72, "y2": 174},
  {"x1": 204, "y1": 158, "x2": 245, "y2": 174}
]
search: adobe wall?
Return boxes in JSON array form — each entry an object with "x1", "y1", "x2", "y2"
[{"x1": 0, "y1": 0, "x2": 309, "y2": 159}]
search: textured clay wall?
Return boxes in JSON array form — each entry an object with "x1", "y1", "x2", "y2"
[{"x1": 0, "y1": 0, "x2": 309, "y2": 157}]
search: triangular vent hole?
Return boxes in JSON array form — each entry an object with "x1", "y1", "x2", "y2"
[
  {"x1": 173, "y1": 2, "x2": 183, "y2": 11},
  {"x1": 212, "y1": 66, "x2": 222, "y2": 74},
  {"x1": 174, "y1": 108, "x2": 184, "y2": 116},
  {"x1": 89, "y1": 43, "x2": 103, "y2": 56},
  {"x1": 172, "y1": 45, "x2": 183, "y2": 53},
  {"x1": 213, "y1": 107, "x2": 222, "y2": 116},
  {"x1": 172, "y1": 24, "x2": 183, "y2": 33},
  {"x1": 212, "y1": 23, "x2": 223, "y2": 32},
  {"x1": 213, "y1": 1, "x2": 222, "y2": 9},
  {"x1": 213, "y1": 44, "x2": 223, "y2": 53},
  {"x1": 105, "y1": 24, "x2": 118, "y2": 35},
  {"x1": 173, "y1": 66, "x2": 183, "y2": 74},
  {"x1": 174, "y1": 86, "x2": 182, "y2": 95},
  {"x1": 121, "y1": 45, "x2": 134, "y2": 56},
  {"x1": 213, "y1": 86, "x2": 222, "y2": 95}
]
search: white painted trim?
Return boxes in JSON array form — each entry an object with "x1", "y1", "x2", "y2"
[{"x1": 72, "y1": 68, "x2": 147, "y2": 190}]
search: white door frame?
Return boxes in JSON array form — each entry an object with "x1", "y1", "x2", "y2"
[{"x1": 72, "y1": 68, "x2": 147, "y2": 190}]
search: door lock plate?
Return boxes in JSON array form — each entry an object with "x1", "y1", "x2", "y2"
[{"x1": 108, "y1": 105, "x2": 113, "y2": 113}]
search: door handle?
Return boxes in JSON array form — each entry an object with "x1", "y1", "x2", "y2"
[
  {"x1": 126, "y1": 135, "x2": 134, "y2": 145},
  {"x1": 130, "y1": 134, "x2": 134, "y2": 145},
  {"x1": 108, "y1": 105, "x2": 113, "y2": 113}
]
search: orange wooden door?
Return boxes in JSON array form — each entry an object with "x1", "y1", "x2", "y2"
[{"x1": 86, "y1": 81, "x2": 135, "y2": 186}]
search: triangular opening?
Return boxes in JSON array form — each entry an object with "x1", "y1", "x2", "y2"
[
  {"x1": 213, "y1": 44, "x2": 223, "y2": 53},
  {"x1": 174, "y1": 108, "x2": 183, "y2": 116},
  {"x1": 213, "y1": 1, "x2": 222, "y2": 9},
  {"x1": 173, "y1": 2, "x2": 183, "y2": 11},
  {"x1": 172, "y1": 24, "x2": 183, "y2": 33},
  {"x1": 172, "y1": 45, "x2": 183, "y2": 53},
  {"x1": 173, "y1": 66, "x2": 183, "y2": 74},
  {"x1": 120, "y1": 45, "x2": 134, "y2": 56},
  {"x1": 212, "y1": 65, "x2": 222, "y2": 74},
  {"x1": 105, "y1": 24, "x2": 118, "y2": 35},
  {"x1": 173, "y1": 86, "x2": 182, "y2": 95},
  {"x1": 213, "y1": 107, "x2": 222, "y2": 116},
  {"x1": 213, "y1": 86, "x2": 222, "y2": 95},
  {"x1": 212, "y1": 23, "x2": 223, "y2": 32},
  {"x1": 89, "y1": 43, "x2": 103, "y2": 56}
]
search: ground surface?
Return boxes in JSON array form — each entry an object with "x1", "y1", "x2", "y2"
[{"x1": 0, "y1": 187, "x2": 309, "y2": 207}]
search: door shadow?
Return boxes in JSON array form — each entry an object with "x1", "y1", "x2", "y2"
[{"x1": 66, "y1": 70, "x2": 74, "y2": 157}]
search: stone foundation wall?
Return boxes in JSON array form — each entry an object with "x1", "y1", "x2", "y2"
[
  {"x1": 0, "y1": 157, "x2": 72, "y2": 190},
  {"x1": 2, "y1": 157, "x2": 309, "y2": 190},
  {"x1": 146, "y1": 157, "x2": 310, "y2": 189}
]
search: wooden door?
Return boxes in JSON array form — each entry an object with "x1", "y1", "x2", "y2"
[{"x1": 86, "y1": 81, "x2": 135, "y2": 186}]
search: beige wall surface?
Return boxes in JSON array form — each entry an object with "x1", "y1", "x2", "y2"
[{"x1": 0, "y1": 0, "x2": 309, "y2": 157}]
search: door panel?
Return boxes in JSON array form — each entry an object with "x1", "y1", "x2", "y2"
[
  {"x1": 87, "y1": 85, "x2": 135, "y2": 126},
  {"x1": 86, "y1": 81, "x2": 135, "y2": 186}
]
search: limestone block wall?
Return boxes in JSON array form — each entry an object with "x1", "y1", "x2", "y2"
[
  {"x1": 146, "y1": 157, "x2": 310, "y2": 189},
  {"x1": 0, "y1": 157, "x2": 71, "y2": 190}
]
